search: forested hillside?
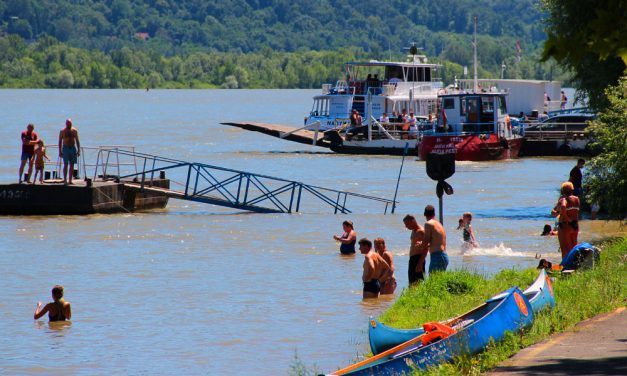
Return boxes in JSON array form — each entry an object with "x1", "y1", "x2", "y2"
[{"x1": 0, "y1": 0, "x2": 564, "y2": 88}]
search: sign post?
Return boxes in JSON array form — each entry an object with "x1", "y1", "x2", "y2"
[{"x1": 425, "y1": 153, "x2": 455, "y2": 224}]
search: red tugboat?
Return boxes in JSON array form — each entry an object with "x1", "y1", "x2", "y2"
[{"x1": 418, "y1": 90, "x2": 524, "y2": 161}]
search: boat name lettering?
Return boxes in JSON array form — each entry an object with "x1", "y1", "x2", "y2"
[
  {"x1": 0, "y1": 189, "x2": 31, "y2": 200},
  {"x1": 431, "y1": 144, "x2": 457, "y2": 154}
]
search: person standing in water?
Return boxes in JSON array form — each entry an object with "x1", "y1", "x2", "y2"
[
  {"x1": 374, "y1": 237, "x2": 397, "y2": 294},
  {"x1": 359, "y1": 238, "x2": 392, "y2": 299},
  {"x1": 420, "y1": 205, "x2": 449, "y2": 273},
  {"x1": 333, "y1": 220, "x2": 356, "y2": 255},
  {"x1": 34, "y1": 285, "x2": 72, "y2": 322},
  {"x1": 461, "y1": 212, "x2": 478, "y2": 250},
  {"x1": 403, "y1": 214, "x2": 425, "y2": 284}
]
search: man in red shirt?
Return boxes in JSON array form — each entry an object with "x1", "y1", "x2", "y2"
[{"x1": 19, "y1": 123, "x2": 38, "y2": 184}]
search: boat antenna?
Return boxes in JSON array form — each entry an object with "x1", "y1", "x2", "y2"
[{"x1": 473, "y1": 16, "x2": 478, "y2": 93}]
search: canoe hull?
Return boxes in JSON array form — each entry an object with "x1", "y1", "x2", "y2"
[
  {"x1": 335, "y1": 287, "x2": 534, "y2": 375},
  {"x1": 368, "y1": 270, "x2": 554, "y2": 355}
]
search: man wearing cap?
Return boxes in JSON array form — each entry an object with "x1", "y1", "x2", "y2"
[
  {"x1": 58, "y1": 119, "x2": 81, "y2": 185},
  {"x1": 19, "y1": 123, "x2": 39, "y2": 184}
]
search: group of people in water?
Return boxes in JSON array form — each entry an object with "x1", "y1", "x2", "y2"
[
  {"x1": 334, "y1": 205, "x2": 480, "y2": 299},
  {"x1": 19, "y1": 119, "x2": 81, "y2": 185}
]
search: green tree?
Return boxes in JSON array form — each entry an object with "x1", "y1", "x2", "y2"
[
  {"x1": 542, "y1": 0, "x2": 627, "y2": 110},
  {"x1": 584, "y1": 77, "x2": 627, "y2": 219}
]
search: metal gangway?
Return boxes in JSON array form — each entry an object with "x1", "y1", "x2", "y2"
[{"x1": 91, "y1": 148, "x2": 396, "y2": 214}]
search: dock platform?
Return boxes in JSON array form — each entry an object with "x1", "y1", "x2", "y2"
[{"x1": 0, "y1": 178, "x2": 169, "y2": 215}]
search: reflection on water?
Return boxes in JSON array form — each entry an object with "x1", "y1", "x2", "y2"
[{"x1": 0, "y1": 90, "x2": 624, "y2": 375}]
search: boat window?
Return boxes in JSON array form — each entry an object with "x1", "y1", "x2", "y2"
[
  {"x1": 481, "y1": 97, "x2": 494, "y2": 115},
  {"x1": 385, "y1": 66, "x2": 404, "y2": 82},
  {"x1": 498, "y1": 96, "x2": 507, "y2": 115},
  {"x1": 443, "y1": 98, "x2": 455, "y2": 110},
  {"x1": 425, "y1": 68, "x2": 431, "y2": 82}
]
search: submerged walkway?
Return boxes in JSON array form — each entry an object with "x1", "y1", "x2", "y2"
[{"x1": 488, "y1": 306, "x2": 627, "y2": 375}]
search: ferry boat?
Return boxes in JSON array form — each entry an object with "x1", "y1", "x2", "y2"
[
  {"x1": 418, "y1": 89, "x2": 524, "y2": 161},
  {"x1": 304, "y1": 52, "x2": 443, "y2": 155}
]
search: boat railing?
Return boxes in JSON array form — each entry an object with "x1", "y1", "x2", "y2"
[
  {"x1": 281, "y1": 121, "x2": 324, "y2": 145},
  {"x1": 346, "y1": 118, "x2": 418, "y2": 141},
  {"x1": 523, "y1": 121, "x2": 591, "y2": 140},
  {"x1": 393, "y1": 82, "x2": 439, "y2": 95},
  {"x1": 369, "y1": 116, "x2": 396, "y2": 140}
]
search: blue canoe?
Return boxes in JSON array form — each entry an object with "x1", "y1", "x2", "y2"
[
  {"x1": 328, "y1": 287, "x2": 534, "y2": 375},
  {"x1": 368, "y1": 269, "x2": 554, "y2": 355}
]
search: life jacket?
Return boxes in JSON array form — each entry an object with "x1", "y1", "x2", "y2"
[{"x1": 421, "y1": 322, "x2": 456, "y2": 346}]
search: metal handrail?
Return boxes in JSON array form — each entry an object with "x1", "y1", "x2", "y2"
[{"x1": 91, "y1": 148, "x2": 396, "y2": 214}]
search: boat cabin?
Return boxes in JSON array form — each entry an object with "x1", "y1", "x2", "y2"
[
  {"x1": 437, "y1": 92, "x2": 513, "y2": 138},
  {"x1": 306, "y1": 56, "x2": 442, "y2": 130}
]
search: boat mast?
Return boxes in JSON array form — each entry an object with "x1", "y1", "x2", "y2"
[{"x1": 473, "y1": 16, "x2": 478, "y2": 93}]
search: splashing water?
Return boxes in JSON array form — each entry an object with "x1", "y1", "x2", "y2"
[{"x1": 458, "y1": 242, "x2": 536, "y2": 257}]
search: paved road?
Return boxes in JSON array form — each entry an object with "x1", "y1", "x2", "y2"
[{"x1": 488, "y1": 306, "x2": 627, "y2": 375}]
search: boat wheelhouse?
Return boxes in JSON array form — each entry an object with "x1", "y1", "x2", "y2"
[
  {"x1": 418, "y1": 90, "x2": 524, "y2": 161},
  {"x1": 306, "y1": 55, "x2": 442, "y2": 132}
]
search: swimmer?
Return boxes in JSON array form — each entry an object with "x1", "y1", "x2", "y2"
[
  {"x1": 34, "y1": 285, "x2": 71, "y2": 322},
  {"x1": 360, "y1": 238, "x2": 392, "y2": 299},
  {"x1": 461, "y1": 212, "x2": 478, "y2": 251},
  {"x1": 541, "y1": 224, "x2": 557, "y2": 236},
  {"x1": 333, "y1": 220, "x2": 356, "y2": 255},
  {"x1": 374, "y1": 237, "x2": 397, "y2": 294}
]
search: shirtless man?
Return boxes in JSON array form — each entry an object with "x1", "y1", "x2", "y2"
[
  {"x1": 421, "y1": 205, "x2": 449, "y2": 273},
  {"x1": 403, "y1": 214, "x2": 425, "y2": 284},
  {"x1": 359, "y1": 238, "x2": 392, "y2": 299},
  {"x1": 58, "y1": 119, "x2": 81, "y2": 185}
]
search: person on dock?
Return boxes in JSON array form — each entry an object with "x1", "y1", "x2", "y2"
[
  {"x1": 58, "y1": 119, "x2": 81, "y2": 185},
  {"x1": 19, "y1": 123, "x2": 39, "y2": 184},
  {"x1": 359, "y1": 238, "x2": 392, "y2": 299},
  {"x1": 421, "y1": 205, "x2": 449, "y2": 273},
  {"x1": 31, "y1": 140, "x2": 50, "y2": 184},
  {"x1": 34, "y1": 285, "x2": 71, "y2": 322},
  {"x1": 552, "y1": 181, "x2": 580, "y2": 259},
  {"x1": 461, "y1": 212, "x2": 478, "y2": 251},
  {"x1": 560, "y1": 90, "x2": 568, "y2": 110},
  {"x1": 374, "y1": 237, "x2": 397, "y2": 294},
  {"x1": 333, "y1": 220, "x2": 356, "y2": 255},
  {"x1": 569, "y1": 158, "x2": 585, "y2": 196},
  {"x1": 403, "y1": 214, "x2": 425, "y2": 284}
]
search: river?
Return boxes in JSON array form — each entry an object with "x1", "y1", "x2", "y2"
[{"x1": 0, "y1": 89, "x2": 622, "y2": 375}]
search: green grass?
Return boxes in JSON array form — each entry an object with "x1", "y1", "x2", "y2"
[{"x1": 410, "y1": 237, "x2": 627, "y2": 375}]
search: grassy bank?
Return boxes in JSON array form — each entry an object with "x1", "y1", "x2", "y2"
[{"x1": 385, "y1": 237, "x2": 626, "y2": 375}]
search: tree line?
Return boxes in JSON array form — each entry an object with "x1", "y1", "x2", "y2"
[{"x1": 0, "y1": 34, "x2": 566, "y2": 89}]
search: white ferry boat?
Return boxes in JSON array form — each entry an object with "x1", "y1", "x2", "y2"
[{"x1": 304, "y1": 54, "x2": 443, "y2": 154}]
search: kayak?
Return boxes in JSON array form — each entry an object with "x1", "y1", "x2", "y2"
[
  {"x1": 328, "y1": 287, "x2": 534, "y2": 375},
  {"x1": 368, "y1": 269, "x2": 554, "y2": 355}
]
